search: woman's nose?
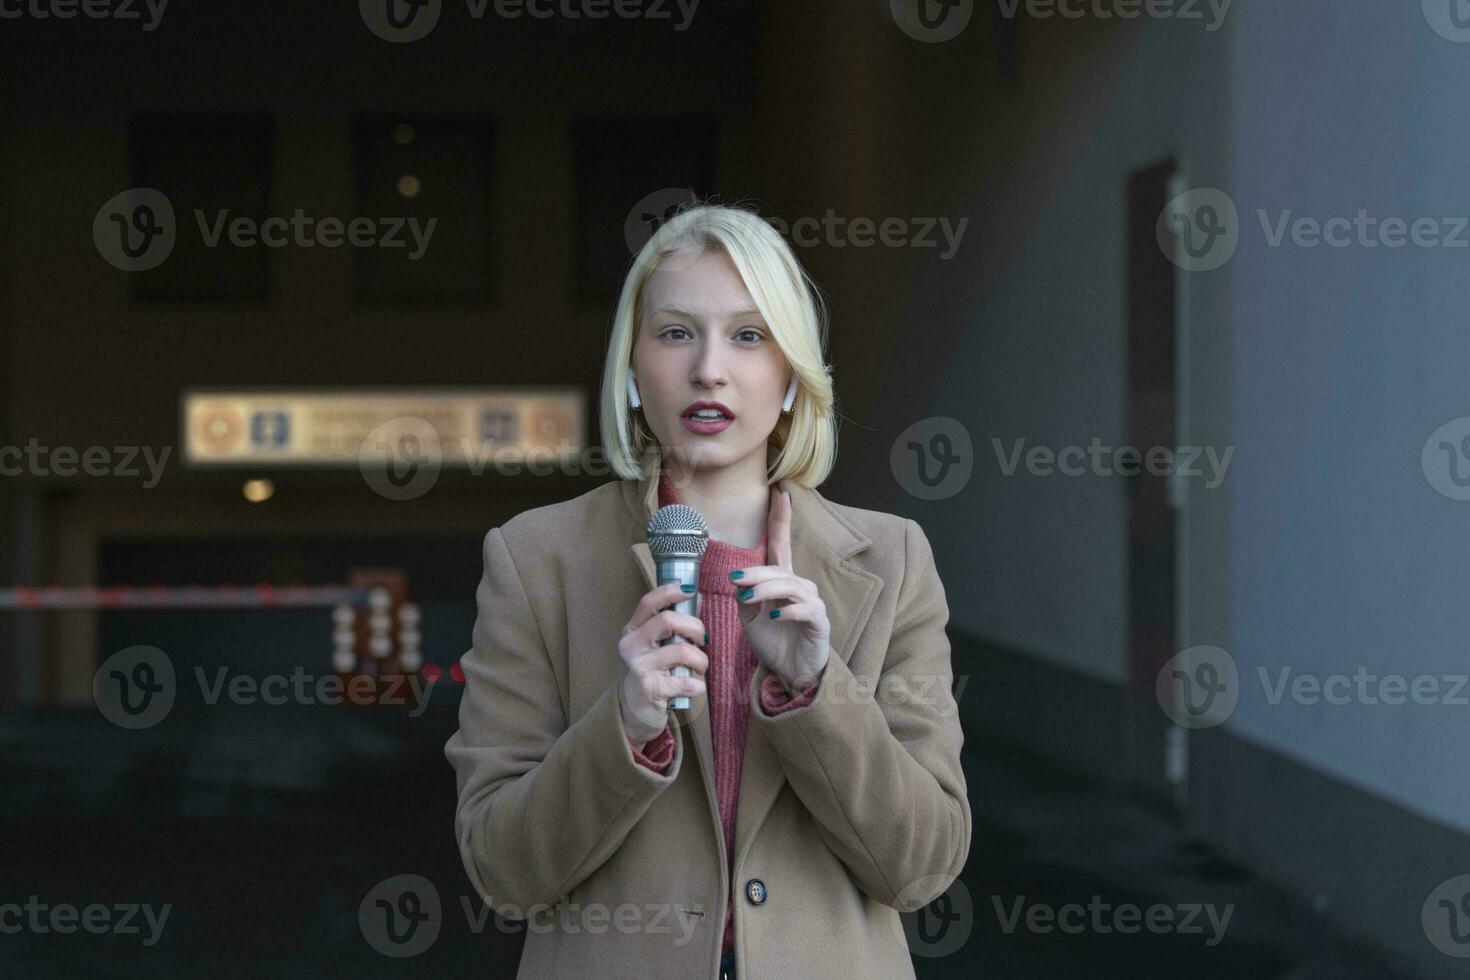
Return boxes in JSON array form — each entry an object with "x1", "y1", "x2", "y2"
[{"x1": 691, "y1": 342, "x2": 727, "y2": 387}]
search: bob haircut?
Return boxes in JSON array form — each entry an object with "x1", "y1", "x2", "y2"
[{"x1": 599, "y1": 201, "x2": 838, "y2": 487}]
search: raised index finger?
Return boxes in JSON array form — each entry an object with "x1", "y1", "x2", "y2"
[{"x1": 767, "y1": 485, "x2": 794, "y2": 571}]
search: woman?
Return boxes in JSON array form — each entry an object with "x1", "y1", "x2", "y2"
[{"x1": 445, "y1": 203, "x2": 970, "y2": 979}]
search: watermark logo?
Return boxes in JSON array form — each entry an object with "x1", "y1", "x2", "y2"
[
  {"x1": 765, "y1": 210, "x2": 969, "y2": 259},
  {"x1": 360, "y1": 0, "x2": 442, "y2": 42},
  {"x1": 95, "y1": 189, "x2": 436, "y2": 270},
  {"x1": 1423, "y1": 0, "x2": 1470, "y2": 43},
  {"x1": 891, "y1": 0, "x2": 973, "y2": 42},
  {"x1": 361, "y1": 874, "x2": 442, "y2": 957},
  {"x1": 1424, "y1": 874, "x2": 1470, "y2": 957},
  {"x1": 361, "y1": 0, "x2": 697, "y2": 41},
  {"x1": 1156, "y1": 644, "x2": 1238, "y2": 729},
  {"x1": 94, "y1": 648, "x2": 436, "y2": 729},
  {"x1": 94, "y1": 188, "x2": 175, "y2": 272},
  {"x1": 1422, "y1": 417, "x2": 1470, "y2": 500},
  {"x1": 626, "y1": 187, "x2": 704, "y2": 275},
  {"x1": 626, "y1": 191, "x2": 970, "y2": 267},
  {"x1": 93, "y1": 645, "x2": 176, "y2": 730},
  {"x1": 893, "y1": 876, "x2": 973, "y2": 958},
  {"x1": 0, "y1": 439, "x2": 171, "y2": 488},
  {"x1": 1162, "y1": 189, "x2": 1470, "y2": 271},
  {"x1": 994, "y1": 0, "x2": 1231, "y2": 31},
  {"x1": 0, "y1": 0, "x2": 168, "y2": 30},
  {"x1": 993, "y1": 894, "x2": 1233, "y2": 946},
  {"x1": 0, "y1": 897, "x2": 172, "y2": 946},
  {"x1": 360, "y1": 875, "x2": 704, "y2": 953},
  {"x1": 892, "y1": 417, "x2": 974, "y2": 500},
  {"x1": 991, "y1": 437, "x2": 1232, "y2": 488},
  {"x1": 1157, "y1": 187, "x2": 1238, "y2": 272},
  {"x1": 359, "y1": 416, "x2": 444, "y2": 501}
]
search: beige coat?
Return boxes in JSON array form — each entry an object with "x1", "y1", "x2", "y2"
[{"x1": 445, "y1": 458, "x2": 971, "y2": 979}]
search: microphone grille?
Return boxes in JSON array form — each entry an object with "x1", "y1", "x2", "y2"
[{"x1": 647, "y1": 504, "x2": 710, "y2": 559}]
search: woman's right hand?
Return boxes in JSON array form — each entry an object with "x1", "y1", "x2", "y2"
[{"x1": 617, "y1": 582, "x2": 708, "y2": 744}]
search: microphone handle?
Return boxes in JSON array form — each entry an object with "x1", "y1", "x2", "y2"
[{"x1": 654, "y1": 557, "x2": 701, "y2": 710}]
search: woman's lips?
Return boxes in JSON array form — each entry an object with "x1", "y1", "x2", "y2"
[{"x1": 680, "y1": 415, "x2": 734, "y2": 434}]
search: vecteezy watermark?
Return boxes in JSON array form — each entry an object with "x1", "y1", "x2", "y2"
[
  {"x1": 1159, "y1": 187, "x2": 1470, "y2": 272},
  {"x1": 623, "y1": 189, "x2": 971, "y2": 274},
  {"x1": 992, "y1": 894, "x2": 1234, "y2": 947},
  {"x1": 1156, "y1": 645, "x2": 1239, "y2": 729},
  {"x1": 891, "y1": 417, "x2": 974, "y2": 501},
  {"x1": 0, "y1": 0, "x2": 168, "y2": 31},
  {"x1": 0, "y1": 897, "x2": 171, "y2": 946},
  {"x1": 93, "y1": 188, "x2": 436, "y2": 272},
  {"x1": 359, "y1": 874, "x2": 700, "y2": 957},
  {"x1": 991, "y1": 437, "x2": 1234, "y2": 488},
  {"x1": 1157, "y1": 187, "x2": 1239, "y2": 272},
  {"x1": 1257, "y1": 209, "x2": 1470, "y2": 250},
  {"x1": 0, "y1": 439, "x2": 170, "y2": 488},
  {"x1": 1424, "y1": 874, "x2": 1470, "y2": 958},
  {"x1": 892, "y1": 876, "x2": 974, "y2": 958},
  {"x1": 361, "y1": 875, "x2": 442, "y2": 958},
  {"x1": 92, "y1": 646, "x2": 436, "y2": 729},
  {"x1": 1423, "y1": 0, "x2": 1470, "y2": 44},
  {"x1": 762, "y1": 211, "x2": 969, "y2": 261},
  {"x1": 1156, "y1": 646, "x2": 1470, "y2": 729},
  {"x1": 358, "y1": 0, "x2": 699, "y2": 43},
  {"x1": 1256, "y1": 666, "x2": 1470, "y2": 708},
  {"x1": 1422, "y1": 417, "x2": 1470, "y2": 501},
  {"x1": 890, "y1": 0, "x2": 975, "y2": 43},
  {"x1": 624, "y1": 650, "x2": 971, "y2": 731},
  {"x1": 995, "y1": 0, "x2": 1230, "y2": 30},
  {"x1": 358, "y1": 420, "x2": 717, "y2": 501}
]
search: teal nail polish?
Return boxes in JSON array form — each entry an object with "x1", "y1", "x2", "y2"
[
  {"x1": 769, "y1": 610, "x2": 781, "y2": 619},
  {"x1": 738, "y1": 588, "x2": 754, "y2": 601},
  {"x1": 681, "y1": 584, "x2": 696, "y2": 593},
  {"x1": 703, "y1": 632, "x2": 709, "y2": 645},
  {"x1": 729, "y1": 570, "x2": 744, "y2": 579}
]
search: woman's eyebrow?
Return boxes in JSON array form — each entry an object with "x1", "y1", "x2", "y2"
[{"x1": 648, "y1": 306, "x2": 765, "y2": 320}]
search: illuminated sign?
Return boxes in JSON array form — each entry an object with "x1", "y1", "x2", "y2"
[{"x1": 182, "y1": 387, "x2": 585, "y2": 467}]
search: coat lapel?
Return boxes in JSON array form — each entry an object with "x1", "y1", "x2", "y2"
[{"x1": 621, "y1": 449, "x2": 885, "y2": 873}]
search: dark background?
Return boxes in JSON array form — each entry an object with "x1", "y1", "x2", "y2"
[{"x1": 1, "y1": 1, "x2": 1464, "y2": 977}]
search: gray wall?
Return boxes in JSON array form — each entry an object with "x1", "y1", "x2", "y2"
[{"x1": 1224, "y1": 0, "x2": 1470, "y2": 838}]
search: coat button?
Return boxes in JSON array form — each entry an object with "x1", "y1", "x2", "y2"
[{"x1": 745, "y1": 878, "x2": 767, "y2": 905}]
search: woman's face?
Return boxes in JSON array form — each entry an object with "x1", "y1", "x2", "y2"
[{"x1": 632, "y1": 247, "x2": 791, "y2": 476}]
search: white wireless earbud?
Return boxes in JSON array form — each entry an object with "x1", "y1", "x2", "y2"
[
  {"x1": 628, "y1": 368, "x2": 641, "y2": 409},
  {"x1": 782, "y1": 377, "x2": 797, "y2": 413}
]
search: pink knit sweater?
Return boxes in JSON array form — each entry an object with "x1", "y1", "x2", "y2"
[{"x1": 626, "y1": 470, "x2": 822, "y2": 956}]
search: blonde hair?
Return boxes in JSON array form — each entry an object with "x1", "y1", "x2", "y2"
[{"x1": 598, "y1": 201, "x2": 838, "y2": 486}]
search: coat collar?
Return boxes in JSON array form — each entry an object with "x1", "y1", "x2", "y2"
[{"x1": 619, "y1": 446, "x2": 886, "y2": 873}]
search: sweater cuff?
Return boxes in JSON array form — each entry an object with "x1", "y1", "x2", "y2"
[
  {"x1": 760, "y1": 669, "x2": 823, "y2": 716},
  {"x1": 629, "y1": 727, "x2": 675, "y2": 772}
]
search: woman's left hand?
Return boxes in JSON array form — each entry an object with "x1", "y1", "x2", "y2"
[{"x1": 733, "y1": 486, "x2": 831, "y2": 693}]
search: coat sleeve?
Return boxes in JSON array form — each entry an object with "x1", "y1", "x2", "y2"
[
  {"x1": 444, "y1": 526, "x2": 683, "y2": 916},
  {"x1": 748, "y1": 518, "x2": 971, "y2": 913}
]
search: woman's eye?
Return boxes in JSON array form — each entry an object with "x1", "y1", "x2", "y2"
[
  {"x1": 661, "y1": 327, "x2": 690, "y2": 340},
  {"x1": 737, "y1": 329, "x2": 764, "y2": 342}
]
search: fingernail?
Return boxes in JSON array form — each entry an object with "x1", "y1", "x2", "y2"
[
  {"x1": 729, "y1": 570, "x2": 743, "y2": 579},
  {"x1": 738, "y1": 588, "x2": 754, "y2": 601},
  {"x1": 681, "y1": 584, "x2": 696, "y2": 593},
  {"x1": 769, "y1": 610, "x2": 781, "y2": 619}
]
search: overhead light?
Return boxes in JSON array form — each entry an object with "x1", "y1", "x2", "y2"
[{"x1": 242, "y1": 479, "x2": 274, "y2": 503}]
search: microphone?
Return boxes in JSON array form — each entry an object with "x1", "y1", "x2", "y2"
[{"x1": 647, "y1": 503, "x2": 709, "y2": 710}]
